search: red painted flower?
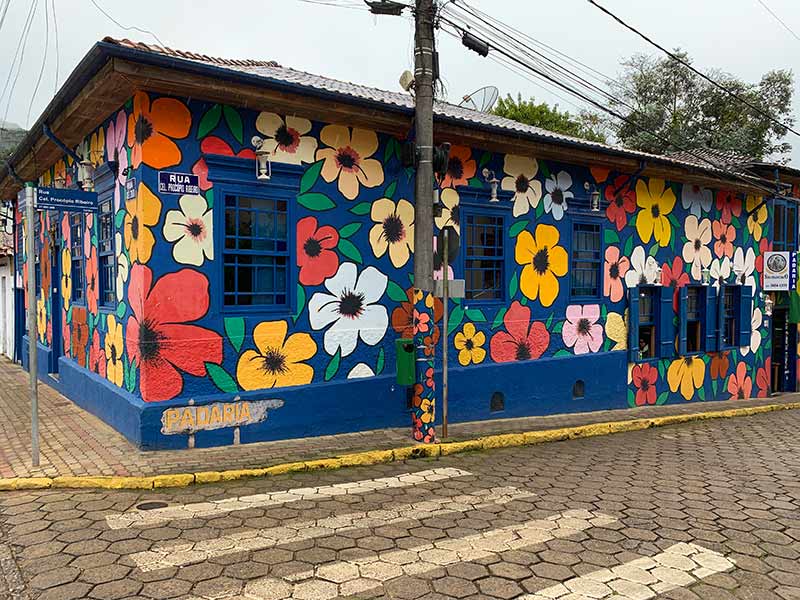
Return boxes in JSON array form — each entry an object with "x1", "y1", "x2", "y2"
[
  {"x1": 126, "y1": 264, "x2": 223, "y2": 402},
  {"x1": 85, "y1": 248, "x2": 99, "y2": 314},
  {"x1": 604, "y1": 175, "x2": 636, "y2": 231},
  {"x1": 727, "y1": 362, "x2": 753, "y2": 400},
  {"x1": 192, "y1": 136, "x2": 256, "y2": 191},
  {"x1": 631, "y1": 363, "x2": 658, "y2": 405},
  {"x1": 754, "y1": 238, "x2": 772, "y2": 274},
  {"x1": 661, "y1": 256, "x2": 690, "y2": 311},
  {"x1": 425, "y1": 366, "x2": 435, "y2": 389},
  {"x1": 89, "y1": 328, "x2": 107, "y2": 378},
  {"x1": 296, "y1": 217, "x2": 339, "y2": 286},
  {"x1": 715, "y1": 190, "x2": 741, "y2": 224},
  {"x1": 712, "y1": 220, "x2": 735, "y2": 258},
  {"x1": 490, "y1": 301, "x2": 549, "y2": 363},
  {"x1": 71, "y1": 306, "x2": 89, "y2": 368},
  {"x1": 710, "y1": 351, "x2": 730, "y2": 380},
  {"x1": 756, "y1": 357, "x2": 771, "y2": 398}
]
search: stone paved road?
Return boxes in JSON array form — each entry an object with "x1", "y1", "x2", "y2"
[{"x1": 2, "y1": 410, "x2": 800, "y2": 600}]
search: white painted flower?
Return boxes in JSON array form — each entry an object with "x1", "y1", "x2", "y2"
[
  {"x1": 255, "y1": 112, "x2": 318, "y2": 165},
  {"x1": 543, "y1": 171, "x2": 573, "y2": 221},
  {"x1": 163, "y1": 194, "x2": 214, "y2": 266},
  {"x1": 681, "y1": 215, "x2": 712, "y2": 281},
  {"x1": 309, "y1": 262, "x2": 389, "y2": 357},
  {"x1": 347, "y1": 363, "x2": 376, "y2": 379},
  {"x1": 740, "y1": 306, "x2": 762, "y2": 356},
  {"x1": 115, "y1": 232, "x2": 129, "y2": 302},
  {"x1": 624, "y1": 245, "x2": 659, "y2": 288},
  {"x1": 732, "y1": 246, "x2": 756, "y2": 291},
  {"x1": 681, "y1": 184, "x2": 713, "y2": 218},
  {"x1": 501, "y1": 154, "x2": 543, "y2": 217},
  {"x1": 709, "y1": 256, "x2": 732, "y2": 290}
]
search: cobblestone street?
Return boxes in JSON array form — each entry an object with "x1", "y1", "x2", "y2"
[{"x1": 3, "y1": 409, "x2": 800, "y2": 600}]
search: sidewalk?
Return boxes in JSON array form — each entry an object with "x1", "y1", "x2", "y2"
[{"x1": 1, "y1": 357, "x2": 799, "y2": 481}]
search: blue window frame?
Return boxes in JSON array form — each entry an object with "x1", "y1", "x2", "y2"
[
  {"x1": 628, "y1": 284, "x2": 674, "y2": 362},
  {"x1": 570, "y1": 222, "x2": 601, "y2": 298},
  {"x1": 223, "y1": 194, "x2": 288, "y2": 307},
  {"x1": 34, "y1": 215, "x2": 41, "y2": 297},
  {"x1": 679, "y1": 285, "x2": 706, "y2": 355},
  {"x1": 98, "y1": 198, "x2": 115, "y2": 307},
  {"x1": 464, "y1": 212, "x2": 505, "y2": 301},
  {"x1": 773, "y1": 198, "x2": 798, "y2": 252},
  {"x1": 637, "y1": 286, "x2": 657, "y2": 359},
  {"x1": 70, "y1": 213, "x2": 84, "y2": 303}
]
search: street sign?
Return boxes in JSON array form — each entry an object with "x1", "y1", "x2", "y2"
[
  {"x1": 125, "y1": 176, "x2": 137, "y2": 200},
  {"x1": 36, "y1": 187, "x2": 99, "y2": 212},
  {"x1": 158, "y1": 171, "x2": 199, "y2": 195}
]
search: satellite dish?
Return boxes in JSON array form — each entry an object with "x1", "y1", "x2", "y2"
[{"x1": 458, "y1": 85, "x2": 499, "y2": 112}]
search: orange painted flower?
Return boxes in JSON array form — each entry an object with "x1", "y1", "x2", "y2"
[
  {"x1": 439, "y1": 145, "x2": 476, "y2": 188},
  {"x1": 127, "y1": 91, "x2": 191, "y2": 169}
]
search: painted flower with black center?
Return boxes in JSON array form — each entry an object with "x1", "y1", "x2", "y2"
[
  {"x1": 126, "y1": 91, "x2": 191, "y2": 170},
  {"x1": 163, "y1": 194, "x2": 214, "y2": 267},
  {"x1": 105, "y1": 110, "x2": 128, "y2": 211},
  {"x1": 562, "y1": 304, "x2": 604, "y2": 355},
  {"x1": 635, "y1": 177, "x2": 676, "y2": 247},
  {"x1": 515, "y1": 224, "x2": 568, "y2": 307},
  {"x1": 296, "y1": 216, "x2": 340, "y2": 286},
  {"x1": 712, "y1": 219, "x2": 736, "y2": 259},
  {"x1": 454, "y1": 322, "x2": 486, "y2": 366},
  {"x1": 316, "y1": 124, "x2": 384, "y2": 200},
  {"x1": 369, "y1": 198, "x2": 415, "y2": 268},
  {"x1": 726, "y1": 361, "x2": 753, "y2": 400},
  {"x1": 439, "y1": 145, "x2": 476, "y2": 189},
  {"x1": 631, "y1": 363, "x2": 658, "y2": 405},
  {"x1": 489, "y1": 300, "x2": 549, "y2": 363},
  {"x1": 308, "y1": 262, "x2": 389, "y2": 357},
  {"x1": 434, "y1": 188, "x2": 460, "y2": 234},
  {"x1": 255, "y1": 112, "x2": 318, "y2": 165},
  {"x1": 543, "y1": 171, "x2": 574, "y2": 221},
  {"x1": 105, "y1": 314, "x2": 125, "y2": 387},
  {"x1": 501, "y1": 154, "x2": 542, "y2": 217},
  {"x1": 236, "y1": 320, "x2": 317, "y2": 390},
  {"x1": 124, "y1": 183, "x2": 162, "y2": 265},
  {"x1": 603, "y1": 246, "x2": 630, "y2": 303},
  {"x1": 681, "y1": 214, "x2": 712, "y2": 281},
  {"x1": 85, "y1": 247, "x2": 100, "y2": 314}
]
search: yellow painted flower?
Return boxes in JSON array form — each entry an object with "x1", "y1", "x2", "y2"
[
  {"x1": 36, "y1": 297, "x2": 46, "y2": 343},
  {"x1": 419, "y1": 398, "x2": 435, "y2": 423},
  {"x1": 237, "y1": 320, "x2": 316, "y2": 390},
  {"x1": 635, "y1": 178, "x2": 676, "y2": 247},
  {"x1": 454, "y1": 322, "x2": 486, "y2": 366},
  {"x1": 41, "y1": 169, "x2": 52, "y2": 187},
  {"x1": 105, "y1": 314, "x2": 124, "y2": 387},
  {"x1": 746, "y1": 195, "x2": 767, "y2": 241},
  {"x1": 123, "y1": 183, "x2": 162, "y2": 264},
  {"x1": 515, "y1": 224, "x2": 568, "y2": 307},
  {"x1": 435, "y1": 188, "x2": 460, "y2": 234},
  {"x1": 316, "y1": 125, "x2": 384, "y2": 200},
  {"x1": 667, "y1": 356, "x2": 705, "y2": 401},
  {"x1": 606, "y1": 310, "x2": 628, "y2": 351},
  {"x1": 60, "y1": 247, "x2": 71, "y2": 305},
  {"x1": 89, "y1": 128, "x2": 105, "y2": 166},
  {"x1": 369, "y1": 198, "x2": 415, "y2": 267}
]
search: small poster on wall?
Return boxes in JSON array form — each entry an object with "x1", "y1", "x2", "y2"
[{"x1": 763, "y1": 251, "x2": 798, "y2": 291}]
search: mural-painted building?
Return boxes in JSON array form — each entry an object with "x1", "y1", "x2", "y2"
[{"x1": 1, "y1": 38, "x2": 798, "y2": 449}]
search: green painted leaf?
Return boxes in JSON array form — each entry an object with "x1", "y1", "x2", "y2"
[
  {"x1": 545, "y1": 313, "x2": 554, "y2": 329},
  {"x1": 297, "y1": 192, "x2": 336, "y2": 211},
  {"x1": 656, "y1": 391, "x2": 668, "y2": 405},
  {"x1": 126, "y1": 358, "x2": 137, "y2": 392},
  {"x1": 114, "y1": 209, "x2": 126, "y2": 230},
  {"x1": 629, "y1": 212, "x2": 638, "y2": 229},
  {"x1": 648, "y1": 244, "x2": 659, "y2": 257},
  {"x1": 520, "y1": 297, "x2": 528, "y2": 306},
  {"x1": 731, "y1": 215, "x2": 741, "y2": 228},
  {"x1": 539, "y1": 161, "x2": 550, "y2": 178},
  {"x1": 535, "y1": 202, "x2": 544, "y2": 219},
  {"x1": 604, "y1": 229, "x2": 620, "y2": 244},
  {"x1": 386, "y1": 280, "x2": 409, "y2": 303},
  {"x1": 553, "y1": 349, "x2": 572, "y2": 357},
  {"x1": 468, "y1": 176, "x2": 483, "y2": 188},
  {"x1": 491, "y1": 307, "x2": 507, "y2": 330},
  {"x1": 668, "y1": 213, "x2": 680, "y2": 229},
  {"x1": 712, "y1": 378, "x2": 718, "y2": 398},
  {"x1": 325, "y1": 348, "x2": 341, "y2": 381},
  {"x1": 337, "y1": 238, "x2": 363, "y2": 264},
  {"x1": 376, "y1": 347, "x2": 385, "y2": 375},
  {"x1": 623, "y1": 235, "x2": 633, "y2": 258},
  {"x1": 197, "y1": 104, "x2": 222, "y2": 139},
  {"x1": 479, "y1": 151, "x2": 492, "y2": 167},
  {"x1": 300, "y1": 160, "x2": 325, "y2": 195},
  {"x1": 384, "y1": 180, "x2": 397, "y2": 199},
  {"x1": 206, "y1": 362, "x2": 239, "y2": 393},
  {"x1": 116, "y1": 302, "x2": 126, "y2": 319},
  {"x1": 66, "y1": 305, "x2": 72, "y2": 324},
  {"x1": 383, "y1": 138, "x2": 397, "y2": 164},
  {"x1": 465, "y1": 308, "x2": 486, "y2": 322},
  {"x1": 349, "y1": 201, "x2": 372, "y2": 216},
  {"x1": 224, "y1": 317, "x2": 246, "y2": 352},
  {"x1": 222, "y1": 105, "x2": 244, "y2": 144},
  {"x1": 627, "y1": 388, "x2": 636, "y2": 408},
  {"x1": 205, "y1": 188, "x2": 214, "y2": 209},
  {"x1": 508, "y1": 220, "x2": 529, "y2": 238},
  {"x1": 553, "y1": 320, "x2": 563, "y2": 334},
  {"x1": 601, "y1": 304, "x2": 608, "y2": 319},
  {"x1": 509, "y1": 271, "x2": 519, "y2": 298},
  {"x1": 697, "y1": 386, "x2": 706, "y2": 401},
  {"x1": 448, "y1": 305, "x2": 465, "y2": 337},
  {"x1": 293, "y1": 283, "x2": 306, "y2": 324},
  {"x1": 339, "y1": 222, "x2": 361, "y2": 239},
  {"x1": 658, "y1": 359, "x2": 666, "y2": 379}
]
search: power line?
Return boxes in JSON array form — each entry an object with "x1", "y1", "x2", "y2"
[
  {"x1": 586, "y1": 0, "x2": 800, "y2": 138},
  {"x1": 26, "y1": 0, "x2": 49, "y2": 128},
  {"x1": 755, "y1": 0, "x2": 800, "y2": 42},
  {"x1": 0, "y1": 0, "x2": 11, "y2": 35},
  {"x1": 87, "y1": 0, "x2": 165, "y2": 47},
  {"x1": 52, "y1": 0, "x2": 59, "y2": 96}
]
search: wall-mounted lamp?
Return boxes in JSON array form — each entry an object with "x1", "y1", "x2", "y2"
[
  {"x1": 251, "y1": 136, "x2": 272, "y2": 181},
  {"x1": 764, "y1": 294, "x2": 774, "y2": 317},
  {"x1": 590, "y1": 190, "x2": 600, "y2": 212},
  {"x1": 701, "y1": 266, "x2": 711, "y2": 286},
  {"x1": 482, "y1": 168, "x2": 499, "y2": 202},
  {"x1": 78, "y1": 159, "x2": 95, "y2": 191},
  {"x1": 732, "y1": 265, "x2": 744, "y2": 284},
  {"x1": 53, "y1": 175, "x2": 66, "y2": 189},
  {"x1": 654, "y1": 267, "x2": 662, "y2": 285}
]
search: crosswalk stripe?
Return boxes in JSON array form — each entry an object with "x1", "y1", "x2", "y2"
[
  {"x1": 130, "y1": 485, "x2": 536, "y2": 572},
  {"x1": 518, "y1": 542, "x2": 735, "y2": 600},
  {"x1": 106, "y1": 467, "x2": 472, "y2": 529},
  {"x1": 191, "y1": 510, "x2": 618, "y2": 600}
]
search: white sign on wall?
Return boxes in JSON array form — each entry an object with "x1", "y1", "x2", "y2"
[{"x1": 763, "y1": 251, "x2": 798, "y2": 291}]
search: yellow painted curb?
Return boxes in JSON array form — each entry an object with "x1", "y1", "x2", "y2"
[{"x1": 2, "y1": 401, "x2": 799, "y2": 491}]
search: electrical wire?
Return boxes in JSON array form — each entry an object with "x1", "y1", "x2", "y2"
[
  {"x1": 51, "y1": 0, "x2": 59, "y2": 96},
  {"x1": 586, "y1": 0, "x2": 800, "y2": 138},
  {"x1": 755, "y1": 0, "x2": 800, "y2": 42},
  {"x1": 87, "y1": 0, "x2": 165, "y2": 46},
  {"x1": 26, "y1": 0, "x2": 49, "y2": 127},
  {"x1": 0, "y1": 0, "x2": 11, "y2": 35}
]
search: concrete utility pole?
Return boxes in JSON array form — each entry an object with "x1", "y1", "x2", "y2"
[{"x1": 413, "y1": 0, "x2": 435, "y2": 293}]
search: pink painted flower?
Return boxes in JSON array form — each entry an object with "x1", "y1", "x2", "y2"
[
  {"x1": 727, "y1": 362, "x2": 753, "y2": 400},
  {"x1": 603, "y1": 246, "x2": 630, "y2": 303},
  {"x1": 562, "y1": 304, "x2": 604, "y2": 354},
  {"x1": 413, "y1": 310, "x2": 431, "y2": 334},
  {"x1": 712, "y1": 219, "x2": 735, "y2": 258},
  {"x1": 105, "y1": 109, "x2": 129, "y2": 212}
]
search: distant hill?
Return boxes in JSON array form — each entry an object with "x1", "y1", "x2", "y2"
[{"x1": 0, "y1": 120, "x2": 26, "y2": 158}]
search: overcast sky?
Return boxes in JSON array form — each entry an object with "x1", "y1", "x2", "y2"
[{"x1": 1, "y1": 0, "x2": 799, "y2": 164}]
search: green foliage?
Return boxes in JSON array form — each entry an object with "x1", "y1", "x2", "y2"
[{"x1": 492, "y1": 93, "x2": 607, "y2": 143}]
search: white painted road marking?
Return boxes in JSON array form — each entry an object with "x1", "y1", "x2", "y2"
[
  {"x1": 130, "y1": 485, "x2": 536, "y2": 571},
  {"x1": 518, "y1": 542, "x2": 735, "y2": 600},
  {"x1": 107, "y1": 467, "x2": 472, "y2": 529},
  {"x1": 189, "y1": 510, "x2": 618, "y2": 600}
]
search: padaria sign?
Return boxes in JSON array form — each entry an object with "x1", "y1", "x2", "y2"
[
  {"x1": 160, "y1": 398, "x2": 284, "y2": 435},
  {"x1": 763, "y1": 251, "x2": 798, "y2": 291}
]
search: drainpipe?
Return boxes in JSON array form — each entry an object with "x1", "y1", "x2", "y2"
[{"x1": 42, "y1": 123, "x2": 83, "y2": 165}]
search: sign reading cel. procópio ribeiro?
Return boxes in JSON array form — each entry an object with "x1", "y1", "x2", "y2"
[
  {"x1": 35, "y1": 187, "x2": 99, "y2": 212},
  {"x1": 158, "y1": 171, "x2": 200, "y2": 195}
]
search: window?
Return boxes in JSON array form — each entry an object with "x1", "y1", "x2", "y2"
[
  {"x1": 34, "y1": 215, "x2": 41, "y2": 297},
  {"x1": 686, "y1": 286, "x2": 703, "y2": 353},
  {"x1": 571, "y1": 222, "x2": 601, "y2": 297},
  {"x1": 722, "y1": 286, "x2": 737, "y2": 347},
  {"x1": 70, "y1": 214, "x2": 84, "y2": 303},
  {"x1": 629, "y1": 284, "x2": 674, "y2": 362},
  {"x1": 98, "y1": 199, "x2": 115, "y2": 307},
  {"x1": 464, "y1": 213, "x2": 504, "y2": 301},
  {"x1": 773, "y1": 198, "x2": 798, "y2": 251},
  {"x1": 224, "y1": 194, "x2": 288, "y2": 307},
  {"x1": 638, "y1": 287, "x2": 657, "y2": 359}
]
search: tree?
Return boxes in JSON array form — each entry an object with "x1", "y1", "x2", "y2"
[
  {"x1": 606, "y1": 51, "x2": 794, "y2": 161},
  {"x1": 492, "y1": 94, "x2": 607, "y2": 143}
]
